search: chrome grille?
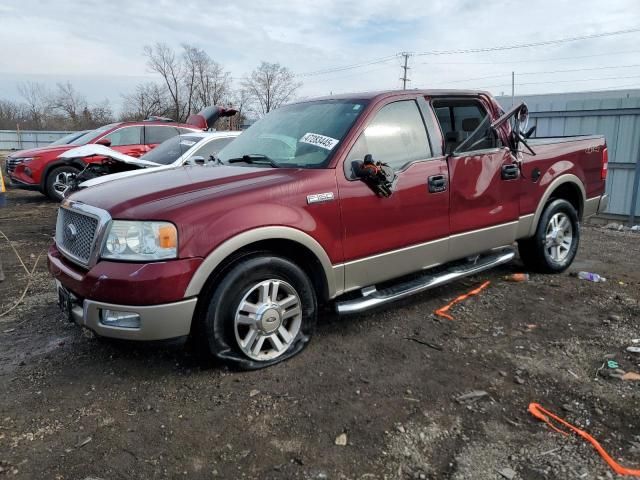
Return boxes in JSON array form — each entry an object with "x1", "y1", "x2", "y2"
[
  {"x1": 56, "y1": 207, "x2": 100, "y2": 266},
  {"x1": 5, "y1": 157, "x2": 21, "y2": 174}
]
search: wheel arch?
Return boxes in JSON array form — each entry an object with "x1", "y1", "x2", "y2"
[
  {"x1": 526, "y1": 174, "x2": 585, "y2": 238},
  {"x1": 184, "y1": 227, "x2": 343, "y2": 302},
  {"x1": 41, "y1": 159, "x2": 85, "y2": 190}
]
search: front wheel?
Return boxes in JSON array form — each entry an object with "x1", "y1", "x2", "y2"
[
  {"x1": 45, "y1": 165, "x2": 80, "y2": 201},
  {"x1": 196, "y1": 255, "x2": 317, "y2": 369},
  {"x1": 518, "y1": 198, "x2": 580, "y2": 273}
]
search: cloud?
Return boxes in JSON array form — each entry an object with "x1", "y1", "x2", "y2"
[{"x1": 1, "y1": 0, "x2": 639, "y2": 110}]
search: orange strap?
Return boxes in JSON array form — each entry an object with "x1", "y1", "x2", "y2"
[
  {"x1": 434, "y1": 281, "x2": 490, "y2": 320},
  {"x1": 529, "y1": 403, "x2": 640, "y2": 477}
]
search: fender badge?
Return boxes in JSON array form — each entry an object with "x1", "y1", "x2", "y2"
[{"x1": 307, "y1": 192, "x2": 335, "y2": 204}]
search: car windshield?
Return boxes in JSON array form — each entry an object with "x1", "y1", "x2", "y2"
[
  {"x1": 217, "y1": 100, "x2": 368, "y2": 168},
  {"x1": 50, "y1": 130, "x2": 89, "y2": 146},
  {"x1": 140, "y1": 135, "x2": 204, "y2": 165},
  {"x1": 69, "y1": 123, "x2": 120, "y2": 146}
]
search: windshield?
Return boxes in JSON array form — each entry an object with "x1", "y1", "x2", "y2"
[
  {"x1": 50, "y1": 130, "x2": 88, "y2": 146},
  {"x1": 69, "y1": 123, "x2": 120, "y2": 146},
  {"x1": 217, "y1": 100, "x2": 368, "y2": 168},
  {"x1": 140, "y1": 135, "x2": 203, "y2": 165}
]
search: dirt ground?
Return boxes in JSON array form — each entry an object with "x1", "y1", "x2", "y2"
[{"x1": 1, "y1": 172, "x2": 639, "y2": 479}]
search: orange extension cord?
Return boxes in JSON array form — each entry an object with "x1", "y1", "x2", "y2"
[
  {"x1": 434, "y1": 280, "x2": 491, "y2": 320},
  {"x1": 529, "y1": 403, "x2": 640, "y2": 477}
]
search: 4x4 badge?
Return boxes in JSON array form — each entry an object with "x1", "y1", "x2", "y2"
[{"x1": 306, "y1": 192, "x2": 335, "y2": 204}]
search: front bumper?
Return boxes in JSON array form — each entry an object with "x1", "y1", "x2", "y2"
[
  {"x1": 6, "y1": 175, "x2": 40, "y2": 191},
  {"x1": 48, "y1": 244, "x2": 203, "y2": 341},
  {"x1": 58, "y1": 281, "x2": 196, "y2": 340}
]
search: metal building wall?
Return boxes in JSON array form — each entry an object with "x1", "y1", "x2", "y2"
[
  {"x1": 0, "y1": 130, "x2": 75, "y2": 150},
  {"x1": 496, "y1": 89, "x2": 640, "y2": 223}
]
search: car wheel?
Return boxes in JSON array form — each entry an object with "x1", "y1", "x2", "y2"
[
  {"x1": 518, "y1": 199, "x2": 580, "y2": 273},
  {"x1": 45, "y1": 166, "x2": 80, "y2": 201},
  {"x1": 196, "y1": 255, "x2": 317, "y2": 369}
]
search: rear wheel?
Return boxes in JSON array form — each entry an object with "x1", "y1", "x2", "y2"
[
  {"x1": 196, "y1": 255, "x2": 317, "y2": 369},
  {"x1": 518, "y1": 199, "x2": 580, "y2": 273},
  {"x1": 45, "y1": 165, "x2": 80, "y2": 201}
]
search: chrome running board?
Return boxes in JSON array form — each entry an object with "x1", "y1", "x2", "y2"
[{"x1": 335, "y1": 248, "x2": 515, "y2": 315}]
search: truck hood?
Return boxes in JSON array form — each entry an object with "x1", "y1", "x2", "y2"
[
  {"x1": 68, "y1": 165, "x2": 293, "y2": 218},
  {"x1": 8, "y1": 144, "x2": 73, "y2": 158},
  {"x1": 59, "y1": 144, "x2": 160, "y2": 168}
]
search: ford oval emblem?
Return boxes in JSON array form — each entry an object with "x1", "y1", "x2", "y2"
[{"x1": 65, "y1": 223, "x2": 78, "y2": 242}]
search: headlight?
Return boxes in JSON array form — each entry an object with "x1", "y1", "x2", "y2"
[
  {"x1": 101, "y1": 221, "x2": 177, "y2": 261},
  {"x1": 16, "y1": 157, "x2": 35, "y2": 164}
]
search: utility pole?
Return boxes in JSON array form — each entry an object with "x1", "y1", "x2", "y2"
[
  {"x1": 511, "y1": 71, "x2": 515, "y2": 106},
  {"x1": 400, "y1": 52, "x2": 411, "y2": 90}
]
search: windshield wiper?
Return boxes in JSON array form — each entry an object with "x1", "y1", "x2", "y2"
[{"x1": 226, "y1": 154, "x2": 280, "y2": 168}]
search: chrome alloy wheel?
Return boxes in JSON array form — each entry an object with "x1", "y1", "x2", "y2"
[
  {"x1": 234, "y1": 279, "x2": 302, "y2": 361},
  {"x1": 544, "y1": 212, "x2": 573, "y2": 262},
  {"x1": 53, "y1": 171, "x2": 75, "y2": 198}
]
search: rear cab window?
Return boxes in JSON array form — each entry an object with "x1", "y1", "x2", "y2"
[{"x1": 431, "y1": 98, "x2": 499, "y2": 155}]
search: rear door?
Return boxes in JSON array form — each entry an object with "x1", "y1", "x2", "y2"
[
  {"x1": 432, "y1": 97, "x2": 521, "y2": 258},
  {"x1": 336, "y1": 98, "x2": 450, "y2": 291}
]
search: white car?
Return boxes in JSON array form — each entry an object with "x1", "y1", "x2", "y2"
[{"x1": 59, "y1": 130, "x2": 241, "y2": 193}]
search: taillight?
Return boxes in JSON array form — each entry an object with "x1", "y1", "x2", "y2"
[{"x1": 601, "y1": 147, "x2": 608, "y2": 180}]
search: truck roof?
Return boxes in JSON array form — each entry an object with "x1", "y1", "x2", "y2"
[{"x1": 296, "y1": 89, "x2": 492, "y2": 103}]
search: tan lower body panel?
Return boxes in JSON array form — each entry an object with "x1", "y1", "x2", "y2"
[
  {"x1": 583, "y1": 196, "x2": 601, "y2": 218},
  {"x1": 340, "y1": 218, "x2": 533, "y2": 293}
]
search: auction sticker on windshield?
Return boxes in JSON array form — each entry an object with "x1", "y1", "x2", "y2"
[{"x1": 300, "y1": 133, "x2": 339, "y2": 151}]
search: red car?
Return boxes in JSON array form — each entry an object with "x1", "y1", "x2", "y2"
[
  {"x1": 6, "y1": 118, "x2": 203, "y2": 200},
  {"x1": 49, "y1": 89, "x2": 608, "y2": 369}
]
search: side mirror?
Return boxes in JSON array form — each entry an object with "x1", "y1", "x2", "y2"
[
  {"x1": 96, "y1": 138, "x2": 111, "y2": 147},
  {"x1": 352, "y1": 154, "x2": 395, "y2": 197},
  {"x1": 190, "y1": 155, "x2": 206, "y2": 165}
]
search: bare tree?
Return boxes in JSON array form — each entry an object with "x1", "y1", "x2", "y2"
[
  {"x1": 144, "y1": 43, "x2": 183, "y2": 121},
  {"x1": 243, "y1": 62, "x2": 302, "y2": 116},
  {"x1": 195, "y1": 55, "x2": 231, "y2": 110},
  {"x1": 143, "y1": 43, "x2": 233, "y2": 121},
  {"x1": 17, "y1": 81, "x2": 51, "y2": 129},
  {"x1": 121, "y1": 82, "x2": 170, "y2": 120},
  {"x1": 52, "y1": 82, "x2": 88, "y2": 127}
]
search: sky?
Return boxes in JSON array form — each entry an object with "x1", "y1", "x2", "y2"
[{"x1": 1, "y1": 0, "x2": 640, "y2": 114}]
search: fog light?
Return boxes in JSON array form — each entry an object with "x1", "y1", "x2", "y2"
[
  {"x1": 100, "y1": 309, "x2": 141, "y2": 328},
  {"x1": 24, "y1": 167, "x2": 32, "y2": 177}
]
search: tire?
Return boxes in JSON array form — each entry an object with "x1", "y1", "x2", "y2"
[
  {"x1": 45, "y1": 165, "x2": 80, "y2": 201},
  {"x1": 195, "y1": 255, "x2": 317, "y2": 369},
  {"x1": 518, "y1": 199, "x2": 580, "y2": 273}
]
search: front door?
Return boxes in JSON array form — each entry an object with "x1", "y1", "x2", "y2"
[{"x1": 336, "y1": 99, "x2": 450, "y2": 292}]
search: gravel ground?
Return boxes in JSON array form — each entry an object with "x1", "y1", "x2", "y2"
[{"x1": 0, "y1": 176, "x2": 639, "y2": 479}]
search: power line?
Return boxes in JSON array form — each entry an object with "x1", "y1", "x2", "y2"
[
  {"x1": 443, "y1": 63, "x2": 640, "y2": 85},
  {"x1": 293, "y1": 25, "x2": 640, "y2": 80},
  {"x1": 414, "y1": 26, "x2": 640, "y2": 56},
  {"x1": 296, "y1": 55, "x2": 400, "y2": 77},
  {"x1": 478, "y1": 73, "x2": 640, "y2": 89},
  {"x1": 417, "y1": 49, "x2": 640, "y2": 66}
]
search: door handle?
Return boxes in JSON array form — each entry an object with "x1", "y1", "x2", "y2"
[
  {"x1": 501, "y1": 163, "x2": 519, "y2": 180},
  {"x1": 428, "y1": 174, "x2": 447, "y2": 193}
]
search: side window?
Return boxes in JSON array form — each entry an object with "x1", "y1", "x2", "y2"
[
  {"x1": 432, "y1": 100, "x2": 497, "y2": 154},
  {"x1": 345, "y1": 100, "x2": 431, "y2": 174},
  {"x1": 103, "y1": 126, "x2": 143, "y2": 147},
  {"x1": 190, "y1": 138, "x2": 235, "y2": 160},
  {"x1": 145, "y1": 126, "x2": 180, "y2": 145}
]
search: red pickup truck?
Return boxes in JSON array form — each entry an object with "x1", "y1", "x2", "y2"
[{"x1": 48, "y1": 89, "x2": 608, "y2": 369}]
